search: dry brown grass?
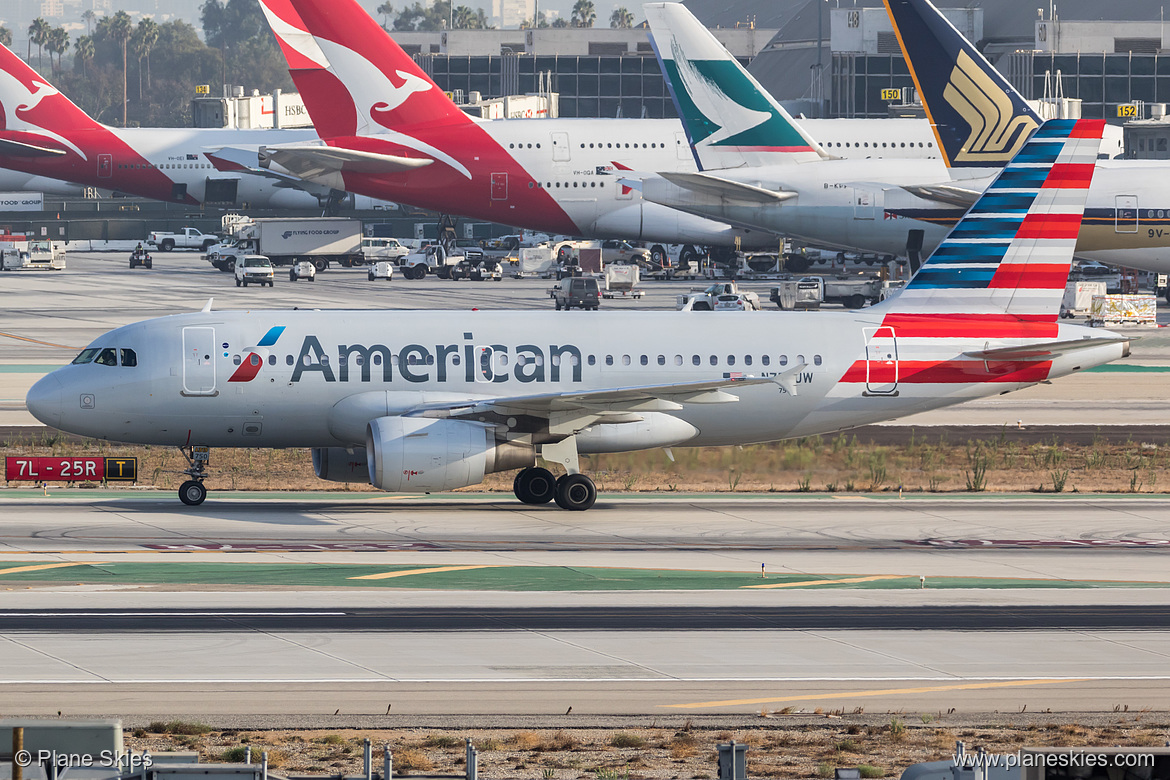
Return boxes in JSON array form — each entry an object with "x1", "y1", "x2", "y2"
[{"x1": 7, "y1": 429, "x2": 1170, "y2": 495}]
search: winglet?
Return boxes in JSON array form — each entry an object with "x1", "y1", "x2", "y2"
[
  {"x1": 201, "y1": 298, "x2": 214, "y2": 313},
  {"x1": 770, "y1": 361, "x2": 808, "y2": 396}
]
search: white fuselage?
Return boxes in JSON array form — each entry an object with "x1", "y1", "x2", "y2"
[{"x1": 27, "y1": 308, "x2": 1125, "y2": 453}]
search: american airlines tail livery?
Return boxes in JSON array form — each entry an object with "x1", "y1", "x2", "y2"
[
  {"x1": 0, "y1": 44, "x2": 330, "y2": 208},
  {"x1": 27, "y1": 119, "x2": 1127, "y2": 511}
]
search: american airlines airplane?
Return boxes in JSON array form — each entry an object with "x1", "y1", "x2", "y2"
[
  {"x1": 247, "y1": 0, "x2": 939, "y2": 249},
  {"x1": 0, "y1": 45, "x2": 333, "y2": 209},
  {"x1": 640, "y1": 2, "x2": 1170, "y2": 271},
  {"x1": 26, "y1": 119, "x2": 1128, "y2": 511}
]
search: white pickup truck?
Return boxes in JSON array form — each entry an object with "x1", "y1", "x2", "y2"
[
  {"x1": 677, "y1": 282, "x2": 761, "y2": 311},
  {"x1": 147, "y1": 227, "x2": 220, "y2": 252}
]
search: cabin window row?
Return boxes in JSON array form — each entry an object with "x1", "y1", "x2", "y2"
[
  {"x1": 827, "y1": 141, "x2": 933, "y2": 149},
  {"x1": 232, "y1": 352, "x2": 822, "y2": 369},
  {"x1": 529, "y1": 181, "x2": 607, "y2": 189}
]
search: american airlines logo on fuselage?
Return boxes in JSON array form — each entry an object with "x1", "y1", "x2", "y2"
[
  {"x1": 290, "y1": 336, "x2": 584, "y2": 385},
  {"x1": 943, "y1": 51, "x2": 1039, "y2": 163}
]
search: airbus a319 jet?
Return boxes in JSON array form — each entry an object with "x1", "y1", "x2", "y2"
[{"x1": 27, "y1": 119, "x2": 1128, "y2": 511}]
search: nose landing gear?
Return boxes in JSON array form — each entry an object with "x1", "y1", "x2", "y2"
[{"x1": 177, "y1": 444, "x2": 211, "y2": 506}]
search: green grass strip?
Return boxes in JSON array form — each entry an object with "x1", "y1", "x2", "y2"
[{"x1": 0, "y1": 562, "x2": 1165, "y2": 591}]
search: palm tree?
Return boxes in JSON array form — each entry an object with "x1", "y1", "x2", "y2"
[
  {"x1": 135, "y1": 18, "x2": 159, "y2": 91},
  {"x1": 74, "y1": 35, "x2": 95, "y2": 74},
  {"x1": 28, "y1": 17, "x2": 51, "y2": 65},
  {"x1": 0, "y1": 26, "x2": 12, "y2": 48},
  {"x1": 453, "y1": 5, "x2": 474, "y2": 28},
  {"x1": 46, "y1": 26, "x2": 69, "y2": 74},
  {"x1": 108, "y1": 10, "x2": 133, "y2": 126},
  {"x1": 570, "y1": 0, "x2": 595, "y2": 28},
  {"x1": 609, "y1": 6, "x2": 633, "y2": 28},
  {"x1": 82, "y1": 9, "x2": 96, "y2": 35},
  {"x1": 377, "y1": 1, "x2": 394, "y2": 28}
]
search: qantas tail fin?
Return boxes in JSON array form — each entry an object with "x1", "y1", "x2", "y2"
[
  {"x1": 260, "y1": 0, "x2": 472, "y2": 139},
  {"x1": 0, "y1": 44, "x2": 103, "y2": 158},
  {"x1": 884, "y1": 0, "x2": 1041, "y2": 170},
  {"x1": 644, "y1": 2, "x2": 828, "y2": 171},
  {"x1": 888, "y1": 118, "x2": 1104, "y2": 322}
]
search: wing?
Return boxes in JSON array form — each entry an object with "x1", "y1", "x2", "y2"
[
  {"x1": 658, "y1": 171, "x2": 797, "y2": 204},
  {"x1": 899, "y1": 183, "x2": 982, "y2": 208},
  {"x1": 259, "y1": 143, "x2": 433, "y2": 182},
  {"x1": 204, "y1": 147, "x2": 333, "y2": 192},
  {"x1": 0, "y1": 136, "x2": 67, "y2": 157}
]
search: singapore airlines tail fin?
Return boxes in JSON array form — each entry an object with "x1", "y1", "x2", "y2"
[
  {"x1": 888, "y1": 118, "x2": 1104, "y2": 322},
  {"x1": 884, "y1": 0, "x2": 1041, "y2": 170},
  {"x1": 644, "y1": 2, "x2": 829, "y2": 171},
  {"x1": 0, "y1": 44, "x2": 103, "y2": 159},
  {"x1": 262, "y1": 0, "x2": 473, "y2": 138}
]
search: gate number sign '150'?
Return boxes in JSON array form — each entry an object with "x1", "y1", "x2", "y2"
[{"x1": 5, "y1": 457, "x2": 138, "y2": 482}]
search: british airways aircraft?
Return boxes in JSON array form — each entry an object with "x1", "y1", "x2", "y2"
[
  {"x1": 0, "y1": 44, "x2": 332, "y2": 208},
  {"x1": 25, "y1": 119, "x2": 1128, "y2": 510}
]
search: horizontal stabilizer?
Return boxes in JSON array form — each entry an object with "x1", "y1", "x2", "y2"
[
  {"x1": 259, "y1": 144, "x2": 433, "y2": 181},
  {"x1": 0, "y1": 136, "x2": 68, "y2": 157},
  {"x1": 964, "y1": 336, "x2": 1130, "y2": 361},
  {"x1": 659, "y1": 171, "x2": 797, "y2": 204},
  {"x1": 899, "y1": 183, "x2": 981, "y2": 208}
]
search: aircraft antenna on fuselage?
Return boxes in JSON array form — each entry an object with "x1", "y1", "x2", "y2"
[{"x1": 201, "y1": 298, "x2": 214, "y2": 313}]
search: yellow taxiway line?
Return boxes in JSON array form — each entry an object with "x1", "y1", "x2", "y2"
[
  {"x1": 0, "y1": 562, "x2": 110, "y2": 576},
  {"x1": 348, "y1": 565, "x2": 499, "y2": 581},
  {"x1": 743, "y1": 574, "x2": 906, "y2": 589},
  {"x1": 662, "y1": 678, "x2": 1092, "y2": 708}
]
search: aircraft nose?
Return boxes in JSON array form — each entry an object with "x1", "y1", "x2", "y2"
[{"x1": 26, "y1": 372, "x2": 63, "y2": 428}]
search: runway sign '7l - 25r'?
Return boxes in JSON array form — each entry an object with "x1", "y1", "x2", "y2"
[{"x1": 5, "y1": 457, "x2": 137, "y2": 482}]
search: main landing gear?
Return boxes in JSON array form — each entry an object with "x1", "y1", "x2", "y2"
[
  {"x1": 177, "y1": 444, "x2": 211, "y2": 506},
  {"x1": 512, "y1": 436, "x2": 598, "y2": 511},
  {"x1": 512, "y1": 467, "x2": 597, "y2": 511}
]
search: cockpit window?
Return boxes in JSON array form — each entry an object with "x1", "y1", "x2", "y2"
[
  {"x1": 120, "y1": 348, "x2": 138, "y2": 367},
  {"x1": 72, "y1": 348, "x2": 99, "y2": 365},
  {"x1": 94, "y1": 348, "x2": 118, "y2": 366}
]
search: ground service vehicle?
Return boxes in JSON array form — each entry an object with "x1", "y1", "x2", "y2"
[
  {"x1": 0, "y1": 238, "x2": 66, "y2": 270},
  {"x1": 235, "y1": 255, "x2": 275, "y2": 287},
  {"x1": 217, "y1": 218, "x2": 365, "y2": 270},
  {"x1": 129, "y1": 248, "x2": 153, "y2": 269},
  {"x1": 554, "y1": 276, "x2": 601, "y2": 310},
  {"x1": 148, "y1": 228, "x2": 219, "y2": 252},
  {"x1": 677, "y1": 283, "x2": 761, "y2": 311},
  {"x1": 361, "y1": 237, "x2": 410, "y2": 263},
  {"x1": 602, "y1": 263, "x2": 644, "y2": 299},
  {"x1": 368, "y1": 261, "x2": 395, "y2": 281},
  {"x1": 401, "y1": 244, "x2": 465, "y2": 279},
  {"x1": 771, "y1": 277, "x2": 884, "y2": 310},
  {"x1": 23, "y1": 119, "x2": 1132, "y2": 512},
  {"x1": 289, "y1": 260, "x2": 316, "y2": 281},
  {"x1": 713, "y1": 293, "x2": 757, "y2": 311}
]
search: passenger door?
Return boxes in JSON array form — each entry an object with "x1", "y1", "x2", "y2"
[
  {"x1": 863, "y1": 327, "x2": 898, "y2": 396},
  {"x1": 182, "y1": 326, "x2": 217, "y2": 396},
  {"x1": 1115, "y1": 195, "x2": 1138, "y2": 233},
  {"x1": 551, "y1": 132, "x2": 571, "y2": 162},
  {"x1": 490, "y1": 172, "x2": 508, "y2": 201}
]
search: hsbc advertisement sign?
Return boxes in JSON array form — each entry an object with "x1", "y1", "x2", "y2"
[{"x1": 0, "y1": 192, "x2": 44, "y2": 211}]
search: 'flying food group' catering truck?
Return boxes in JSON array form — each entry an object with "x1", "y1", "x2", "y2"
[{"x1": 205, "y1": 218, "x2": 365, "y2": 271}]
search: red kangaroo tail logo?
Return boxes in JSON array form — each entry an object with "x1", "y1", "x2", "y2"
[
  {"x1": 0, "y1": 44, "x2": 102, "y2": 158},
  {"x1": 285, "y1": 0, "x2": 473, "y2": 134}
]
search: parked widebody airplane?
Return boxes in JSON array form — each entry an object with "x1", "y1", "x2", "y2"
[
  {"x1": 883, "y1": 0, "x2": 1170, "y2": 272},
  {"x1": 0, "y1": 45, "x2": 336, "y2": 209},
  {"x1": 640, "y1": 2, "x2": 1170, "y2": 272},
  {"x1": 248, "y1": 0, "x2": 940, "y2": 249},
  {"x1": 27, "y1": 119, "x2": 1128, "y2": 511}
]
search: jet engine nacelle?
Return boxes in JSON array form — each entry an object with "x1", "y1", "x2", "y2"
[
  {"x1": 366, "y1": 417, "x2": 533, "y2": 492},
  {"x1": 311, "y1": 447, "x2": 370, "y2": 483}
]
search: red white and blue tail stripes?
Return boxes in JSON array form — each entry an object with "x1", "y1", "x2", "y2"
[{"x1": 890, "y1": 118, "x2": 1105, "y2": 322}]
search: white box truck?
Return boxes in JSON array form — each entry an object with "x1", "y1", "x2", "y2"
[{"x1": 213, "y1": 218, "x2": 365, "y2": 270}]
